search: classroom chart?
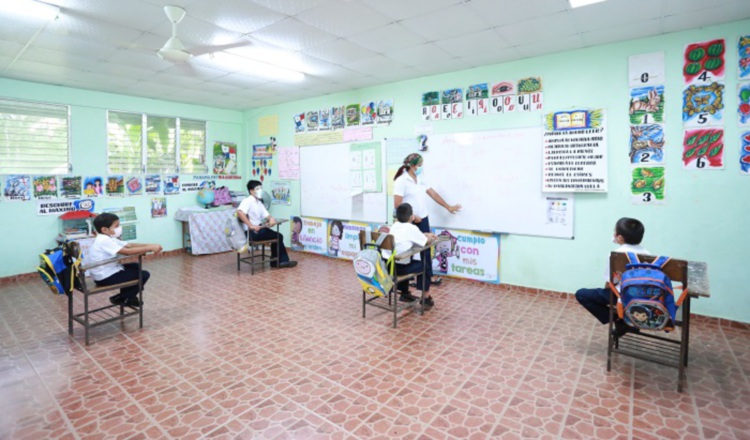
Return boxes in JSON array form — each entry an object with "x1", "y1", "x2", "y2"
[
  {"x1": 389, "y1": 127, "x2": 575, "y2": 238},
  {"x1": 300, "y1": 141, "x2": 387, "y2": 223}
]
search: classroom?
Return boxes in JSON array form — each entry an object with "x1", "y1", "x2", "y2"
[{"x1": 1, "y1": 0, "x2": 749, "y2": 438}]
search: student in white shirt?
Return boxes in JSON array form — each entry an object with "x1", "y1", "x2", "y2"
[
  {"x1": 384, "y1": 203, "x2": 437, "y2": 308},
  {"x1": 575, "y1": 217, "x2": 651, "y2": 337},
  {"x1": 86, "y1": 213, "x2": 162, "y2": 307},
  {"x1": 393, "y1": 153, "x2": 461, "y2": 286},
  {"x1": 237, "y1": 180, "x2": 297, "y2": 268}
]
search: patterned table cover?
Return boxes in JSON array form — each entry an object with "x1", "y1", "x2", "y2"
[{"x1": 175, "y1": 207, "x2": 234, "y2": 255}]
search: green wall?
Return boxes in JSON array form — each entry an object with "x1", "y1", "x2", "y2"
[
  {"x1": 0, "y1": 77, "x2": 245, "y2": 278},
  {"x1": 245, "y1": 19, "x2": 750, "y2": 323}
]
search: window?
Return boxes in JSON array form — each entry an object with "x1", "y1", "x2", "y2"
[
  {"x1": 0, "y1": 99, "x2": 70, "y2": 174},
  {"x1": 107, "y1": 111, "x2": 207, "y2": 174}
]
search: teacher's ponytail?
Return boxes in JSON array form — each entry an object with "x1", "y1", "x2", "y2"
[
  {"x1": 394, "y1": 153, "x2": 423, "y2": 180},
  {"x1": 394, "y1": 164, "x2": 409, "y2": 180}
]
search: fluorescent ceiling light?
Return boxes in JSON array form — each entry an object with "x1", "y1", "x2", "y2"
[
  {"x1": 210, "y1": 52, "x2": 305, "y2": 83},
  {"x1": 0, "y1": 0, "x2": 60, "y2": 21},
  {"x1": 569, "y1": 0, "x2": 607, "y2": 8}
]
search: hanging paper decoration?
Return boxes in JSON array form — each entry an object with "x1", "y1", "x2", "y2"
[
  {"x1": 421, "y1": 91, "x2": 440, "y2": 120},
  {"x1": 738, "y1": 35, "x2": 750, "y2": 80},
  {"x1": 683, "y1": 39, "x2": 725, "y2": 84},
  {"x1": 740, "y1": 131, "x2": 750, "y2": 175},
  {"x1": 682, "y1": 128, "x2": 724, "y2": 169},
  {"x1": 682, "y1": 82, "x2": 724, "y2": 127},
  {"x1": 631, "y1": 167, "x2": 665, "y2": 205}
]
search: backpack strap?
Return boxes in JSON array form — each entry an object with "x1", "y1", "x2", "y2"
[
  {"x1": 651, "y1": 256, "x2": 671, "y2": 268},
  {"x1": 374, "y1": 233, "x2": 387, "y2": 247},
  {"x1": 625, "y1": 252, "x2": 639, "y2": 264}
]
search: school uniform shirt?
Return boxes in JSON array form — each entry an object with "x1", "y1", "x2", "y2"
[
  {"x1": 382, "y1": 221, "x2": 428, "y2": 265},
  {"x1": 237, "y1": 195, "x2": 269, "y2": 227},
  {"x1": 605, "y1": 243, "x2": 651, "y2": 283},
  {"x1": 393, "y1": 173, "x2": 429, "y2": 218},
  {"x1": 85, "y1": 233, "x2": 127, "y2": 281}
]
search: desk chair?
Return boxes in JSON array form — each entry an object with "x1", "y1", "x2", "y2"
[
  {"x1": 237, "y1": 221, "x2": 280, "y2": 275},
  {"x1": 68, "y1": 244, "x2": 144, "y2": 346},
  {"x1": 607, "y1": 253, "x2": 691, "y2": 392},
  {"x1": 358, "y1": 230, "x2": 422, "y2": 328}
]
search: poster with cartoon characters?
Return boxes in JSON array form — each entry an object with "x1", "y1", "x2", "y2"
[
  {"x1": 360, "y1": 101, "x2": 376, "y2": 126},
  {"x1": 331, "y1": 106, "x2": 345, "y2": 130},
  {"x1": 629, "y1": 125, "x2": 665, "y2": 165},
  {"x1": 33, "y1": 176, "x2": 57, "y2": 199},
  {"x1": 330, "y1": 221, "x2": 371, "y2": 260},
  {"x1": 106, "y1": 176, "x2": 125, "y2": 197},
  {"x1": 431, "y1": 229, "x2": 499, "y2": 284},
  {"x1": 319, "y1": 108, "x2": 331, "y2": 130},
  {"x1": 682, "y1": 82, "x2": 724, "y2": 127},
  {"x1": 682, "y1": 128, "x2": 724, "y2": 169},
  {"x1": 163, "y1": 175, "x2": 180, "y2": 195},
  {"x1": 346, "y1": 104, "x2": 360, "y2": 126},
  {"x1": 213, "y1": 141, "x2": 237, "y2": 175},
  {"x1": 305, "y1": 110, "x2": 319, "y2": 131},
  {"x1": 4, "y1": 175, "x2": 31, "y2": 201},
  {"x1": 290, "y1": 216, "x2": 327, "y2": 255},
  {"x1": 271, "y1": 182, "x2": 291, "y2": 206},
  {"x1": 151, "y1": 197, "x2": 167, "y2": 218},
  {"x1": 60, "y1": 176, "x2": 82, "y2": 199}
]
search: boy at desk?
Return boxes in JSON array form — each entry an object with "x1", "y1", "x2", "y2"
[
  {"x1": 237, "y1": 180, "x2": 297, "y2": 268},
  {"x1": 575, "y1": 217, "x2": 649, "y2": 337},
  {"x1": 86, "y1": 213, "x2": 162, "y2": 307},
  {"x1": 384, "y1": 203, "x2": 437, "y2": 308}
]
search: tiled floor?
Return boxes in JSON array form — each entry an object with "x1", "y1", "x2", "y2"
[{"x1": 1, "y1": 251, "x2": 749, "y2": 440}]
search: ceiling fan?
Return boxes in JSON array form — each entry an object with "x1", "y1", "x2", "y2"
[{"x1": 155, "y1": 5, "x2": 250, "y2": 63}]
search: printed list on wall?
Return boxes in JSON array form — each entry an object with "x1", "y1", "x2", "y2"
[{"x1": 542, "y1": 108, "x2": 608, "y2": 192}]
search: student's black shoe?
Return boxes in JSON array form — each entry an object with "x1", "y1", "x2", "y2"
[
  {"x1": 612, "y1": 319, "x2": 639, "y2": 338},
  {"x1": 420, "y1": 296, "x2": 434, "y2": 309},
  {"x1": 109, "y1": 294, "x2": 125, "y2": 306},
  {"x1": 124, "y1": 298, "x2": 142, "y2": 308},
  {"x1": 279, "y1": 261, "x2": 298, "y2": 268},
  {"x1": 399, "y1": 293, "x2": 418, "y2": 302},
  {"x1": 431, "y1": 277, "x2": 443, "y2": 286}
]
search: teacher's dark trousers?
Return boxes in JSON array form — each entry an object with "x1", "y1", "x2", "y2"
[{"x1": 415, "y1": 216, "x2": 434, "y2": 281}]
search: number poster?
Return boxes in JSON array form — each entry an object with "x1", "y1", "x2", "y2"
[
  {"x1": 629, "y1": 125, "x2": 665, "y2": 165},
  {"x1": 682, "y1": 128, "x2": 724, "y2": 169},
  {"x1": 631, "y1": 167, "x2": 665, "y2": 205}
]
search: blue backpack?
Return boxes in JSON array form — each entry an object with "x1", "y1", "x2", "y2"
[
  {"x1": 614, "y1": 253, "x2": 679, "y2": 331},
  {"x1": 36, "y1": 241, "x2": 82, "y2": 296}
]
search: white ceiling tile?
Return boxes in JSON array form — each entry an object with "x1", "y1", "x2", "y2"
[
  {"x1": 32, "y1": 33, "x2": 117, "y2": 59},
  {"x1": 215, "y1": 73, "x2": 274, "y2": 88},
  {"x1": 345, "y1": 55, "x2": 405, "y2": 75},
  {"x1": 569, "y1": 0, "x2": 663, "y2": 33},
  {"x1": 332, "y1": 75, "x2": 381, "y2": 91},
  {"x1": 129, "y1": 0, "x2": 201, "y2": 10},
  {"x1": 434, "y1": 29, "x2": 511, "y2": 57},
  {"x1": 10, "y1": 59, "x2": 80, "y2": 77},
  {"x1": 369, "y1": 67, "x2": 423, "y2": 84},
  {"x1": 48, "y1": 11, "x2": 143, "y2": 46},
  {"x1": 295, "y1": 1, "x2": 393, "y2": 38},
  {"x1": 466, "y1": 0, "x2": 569, "y2": 27},
  {"x1": 55, "y1": 0, "x2": 165, "y2": 32},
  {"x1": 364, "y1": 0, "x2": 464, "y2": 21},
  {"x1": 580, "y1": 19, "x2": 661, "y2": 48},
  {"x1": 121, "y1": 81, "x2": 187, "y2": 97},
  {"x1": 186, "y1": 0, "x2": 285, "y2": 34},
  {"x1": 161, "y1": 62, "x2": 229, "y2": 80},
  {"x1": 0, "y1": 40, "x2": 24, "y2": 58},
  {"x1": 250, "y1": 18, "x2": 337, "y2": 51},
  {"x1": 662, "y1": 0, "x2": 737, "y2": 15},
  {"x1": 0, "y1": 22, "x2": 40, "y2": 45},
  {"x1": 20, "y1": 47, "x2": 101, "y2": 69},
  {"x1": 400, "y1": 4, "x2": 492, "y2": 41},
  {"x1": 250, "y1": 0, "x2": 327, "y2": 16},
  {"x1": 304, "y1": 39, "x2": 377, "y2": 64},
  {"x1": 457, "y1": 47, "x2": 522, "y2": 69},
  {"x1": 106, "y1": 48, "x2": 174, "y2": 71},
  {"x1": 198, "y1": 81, "x2": 245, "y2": 94},
  {"x1": 347, "y1": 23, "x2": 427, "y2": 54},
  {"x1": 662, "y1": 4, "x2": 750, "y2": 33},
  {"x1": 412, "y1": 58, "x2": 471, "y2": 77},
  {"x1": 142, "y1": 72, "x2": 205, "y2": 88},
  {"x1": 515, "y1": 34, "x2": 585, "y2": 59},
  {"x1": 495, "y1": 12, "x2": 578, "y2": 46},
  {"x1": 82, "y1": 61, "x2": 156, "y2": 80},
  {"x1": 385, "y1": 43, "x2": 453, "y2": 68}
]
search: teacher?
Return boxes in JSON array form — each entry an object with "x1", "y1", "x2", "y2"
[{"x1": 393, "y1": 153, "x2": 461, "y2": 284}]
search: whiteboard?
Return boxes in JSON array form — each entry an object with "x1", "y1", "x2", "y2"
[
  {"x1": 300, "y1": 141, "x2": 387, "y2": 223},
  {"x1": 392, "y1": 127, "x2": 575, "y2": 238}
]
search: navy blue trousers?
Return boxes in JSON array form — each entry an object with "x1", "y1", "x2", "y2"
[
  {"x1": 395, "y1": 259, "x2": 430, "y2": 294},
  {"x1": 575, "y1": 287, "x2": 614, "y2": 325},
  {"x1": 250, "y1": 229, "x2": 289, "y2": 265},
  {"x1": 415, "y1": 216, "x2": 434, "y2": 280},
  {"x1": 94, "y1": 263, "x2": 150, "y2": 301}
]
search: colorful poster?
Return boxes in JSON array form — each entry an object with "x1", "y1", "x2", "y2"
[
  {"x1": 628, "y1": 52, "x2": 665, "y2": 87},
  {"x1": 631, "y1": 167, "x2": 665, "y2": 205},
  {"x1": 291, "y1": 216, "x2": 327, "y2": 255},
  {"x1": 60, "y1": 176, "x2": 81, "y2": 199},
  {"x1": 349, "y1": 141, "x2": 382, "y2": 193},
  {"x1": 181, "y1": 177, "x2": 215, "y2": 192},
  {"x1": 421, "y1": 91, "x2": 440, "y2": 121},
  {"x1": 271, "y1": 182, "x2": 291, "y2": 206},
  {"x1": 490, "y1": 81, "x2": 515, "y2": 114},
  {"x1": 376, "y1": 99, "x2": 393, "y2": 124},
  {"x1": 330, "y1": 106, "x2": 345, "y2": 130},
  {"x1": 542, "y1": 108, "x2": 608, "y2": 192},
  {"x1": 684, "y1": 39, "x2": 725, "y2": 84},
  {"x1": 106, "y1": 176, "x2": 125, "y2": 197},
  {"x1": 251, "y1": 143, "x2": 273, "y2": 182},
  {"x1": 213, "y1": 141, "x2": 237, "y2": 175},
  {"x1": 319, "y1": 108, "x2": 331, "y2": 130},
  {"x1": 682, "y1": 82, "x2": 724, "y2": 127},
  {"x1": 151, "y1": 197, "x2": 167, "y2": 218},
  {"x1": 305, "y1": 110, "x2": 319, "y2": 131},
  {"x1": 345, "y1": 104, "x2": 360, "y2": 126},
  {"x1": 278, "y1": 146, "x2": 300, "y2": 180},
  {"x1": 145, "y1": 175, "x2": 161, "y2": 194},
  {"x1": 466, "y1": 83, "x2": 489, "y2": 117},
  {"x1": 163, "y1": 175, "x2": 180, "y2": 195},
  {"x1": 682, "y1": 128, "x2": 724, "y2": 169},
  {"x1": 739, "y1": 35, "x2": 750, "y2": 80},
  {"x1": 360, "y1": 101, "x2": 376, "y2": 126},
  {"x1": 630, "y1": 125, "x2": 665, "y2": 165},
  {"x1": 37, "y1": 198, "x2": 94, "y2": 216},
  {"x1": 740, "y1": 131, "x2": 750, "y2": 174},
  {"x1": 516, "y1": 77, "x2": 543, "y2": 112},
  {"x1": 629, "y1": 85, "x2": 664, "y2": 124},
  {"x1": 431, "y1": 229, "x2": 500, "y2": 284},
  {"x1": 738, "y1": 83, "x2": 750, "y2": 127},
  {"x1": 330, "y1": 221, "x2": 371, "y2": 260},
  {"x1": 293, "y1": 112, "x2": 306, "y2": 132},
  {"x1": 441, "y1": 88, "x2": 463, "y2": 120},
  {"x1": 4, "y1": 175, "x2": 31, "y2": 201},
  {"x1": 83, "y1": 176, "x2": 104, "y2": 197},
  {"x1": 33, "y1": 176, "x2": 57, "y2": 199},
  {"x1": 125, "y1": 176, "x2": 143, "y2": 196}
]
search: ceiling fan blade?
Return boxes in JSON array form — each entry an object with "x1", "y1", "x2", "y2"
[{"x1": 190, "y1": 39, "x2": 251, "y2": 57}]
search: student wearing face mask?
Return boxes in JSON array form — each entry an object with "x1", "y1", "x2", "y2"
[
  {"x1": 86, "y1": 213, "x2": 163, "y2": 307},
  {"x1": 393, "y1": 153, "x2": 461, "y2": 285},
  {"x1": 237, "y1": 180, "x2": 297, "y2": 268},
  {"x1": 575, "y1": 217, "x2": 650, "y2": 337}
]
